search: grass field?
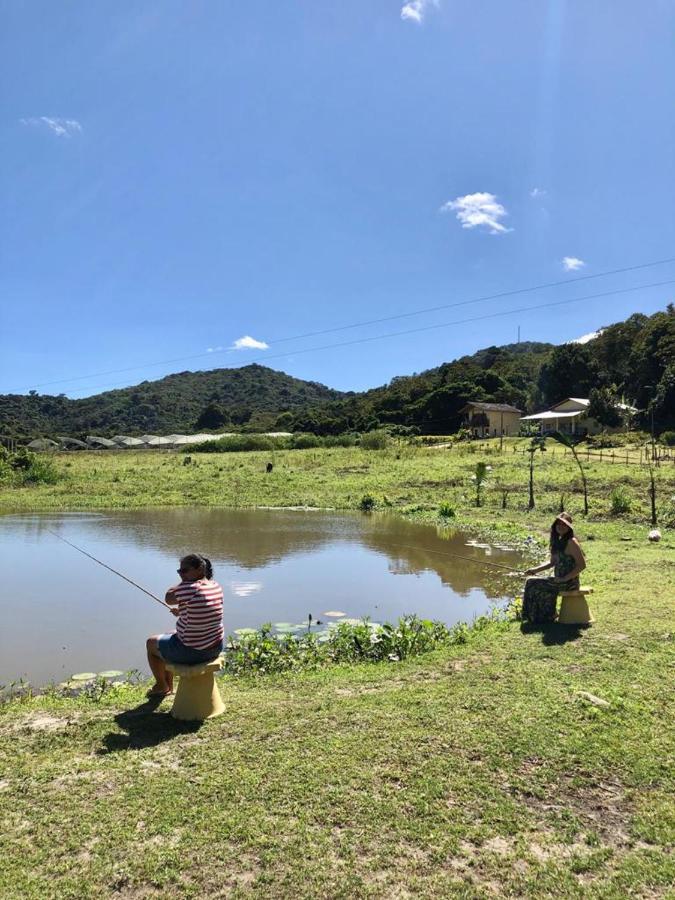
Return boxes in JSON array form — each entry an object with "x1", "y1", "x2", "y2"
[
  {"x1": 0, "y1": 442, "x2": 674, "y2": 897},
  {"x1": 1, "y1": 439, "x2": 674, "y2": 524}
]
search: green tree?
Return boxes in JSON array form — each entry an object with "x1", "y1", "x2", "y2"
[
  {"x1": 538, "y1": 343, "x2": 596, "y2": 406},
  {"x1": 549, "y1": 431, "x2": 589, "y2": 515},
  {"x1": 588, "y1": 386, "x2": 623, "y2": 429},
  {"x1": 195, "y1": 402, "x2": 230, "y2": 430}
]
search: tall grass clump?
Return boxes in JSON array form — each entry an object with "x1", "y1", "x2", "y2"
[
  {"x1": 609, "y1": 486, "x2": 632, "y2": 515},
  {"x1": 0, "y1": 448, "x2": 60, "y2": 486},
  {"x1": 359, "y1": 430, "x2": 389, "y2": 450}
]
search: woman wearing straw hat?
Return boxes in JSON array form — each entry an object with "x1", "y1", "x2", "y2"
[{"x1": 521, "y1": 512, "x2": 586, "y2": 624}]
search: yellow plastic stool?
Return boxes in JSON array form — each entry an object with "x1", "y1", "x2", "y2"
[
  {"x1": 558, "y1": 587, "x2": 594, "y2": 625},
  {"x1": 165, "y1": 654, "x2": 225, "y2": 721}
]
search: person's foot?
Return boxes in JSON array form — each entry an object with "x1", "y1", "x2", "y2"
[{"x1": 146, "y1": 682, "x2": 173, "y2": 697}]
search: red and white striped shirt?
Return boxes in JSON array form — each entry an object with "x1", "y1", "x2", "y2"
[{"x1": 174, "y1": 578, "x2": 224, "y2": 650}]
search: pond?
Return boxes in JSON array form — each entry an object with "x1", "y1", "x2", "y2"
[{"x1": 0, "y1": 509, "x2": 524, "y2": 687}]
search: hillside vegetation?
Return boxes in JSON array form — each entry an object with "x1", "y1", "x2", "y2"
[{"x1": 1, "y1": 305, "x2": 673, "y2": 439}]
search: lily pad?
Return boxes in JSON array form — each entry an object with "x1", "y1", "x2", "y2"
[
  {"x1": 97, "y1": 670, "x2": 124, "y2": 679},
  {"x1": 71, "y1": 672, "x2": 97, "y2": 682},
  {"x1": 233, "y1": 628, "x2": 257, "y2": 636},
  {"x1": 323, "y1": 611, "x2": 346, "y2": 618}
]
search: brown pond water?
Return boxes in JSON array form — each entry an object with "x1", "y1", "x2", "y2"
[{"x1": 0, "y1": 509, "x2": 524, "y2": 687}]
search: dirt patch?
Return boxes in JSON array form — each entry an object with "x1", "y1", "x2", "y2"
[
  {"x1": 482, "y1": 836, "x2": 512, "y2": 856},
  {"x1": 13, "y1": 713, "x2": 78, "y2": 733},
  {"x1": 515, "y1": 775, "x2": 633, "y2": 848}
]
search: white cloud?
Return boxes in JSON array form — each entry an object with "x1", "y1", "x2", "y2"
[
  {"x1": 231, "y1": 335, "x2": 269, "y2": 351},
  {"x1": 562, "y1": 256, "x2": 585, "y2": 272},
  {"x1": 401, "y1": 0, "x2": 437, "y2": 23},
  {"x1": 440, "y1": 192, "x2": 512, "y2": 234},
  {"x1": 530, "y1": 187, "x2": 547, "y2": 198},
  {"x1": 206, "y1": 346, "x2": 223, "y2": 353},
  {"x1": 20, "y1": 117, "x2": 82, "y2": 137},
  {"x1": 571, "y1": 330, "x2": 602, "y2": 345}
]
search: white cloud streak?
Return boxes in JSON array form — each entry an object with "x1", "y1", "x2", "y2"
[
  {"x1": 530, "y1": 187, "x2": 546, "y2": 198},
  {"x1": 440, "y1": 192, "x2": 511, "y2": 234},
  {"x1": 401, "y1": 0, "x2": 437, "y2": 23},
  {"x1": 562, "y1": 256, "x2": 585, "y2": 272},
  {"x1": 231, "y1": 335, "x2": 269, "y2": 351},
  {"x1": 20, "y1": 117, "x2": 82, "y2": 137}
]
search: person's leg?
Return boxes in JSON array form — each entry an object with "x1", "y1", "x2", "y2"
[{"x1": 146, "y1": 636, "x2": 173, "y2": 694}]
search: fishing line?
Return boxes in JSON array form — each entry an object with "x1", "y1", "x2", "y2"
[
  {"x1": 48, "y1": 530, "x2": 172, "y2": 610},
  {"x1": 382, "y1": 540, "x2": 525, "y2": 573}
]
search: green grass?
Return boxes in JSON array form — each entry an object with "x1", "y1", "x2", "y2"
[
  {"x1": 1, "y1": 440, "x2": 674, "y2": 526},
  {"x1": 0, "y1": 443, "x2": 674, "y2": 897}
]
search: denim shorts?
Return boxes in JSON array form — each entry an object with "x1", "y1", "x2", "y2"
[{"x1": 157, "y1": 633, "x2": 223, "y2": 665}]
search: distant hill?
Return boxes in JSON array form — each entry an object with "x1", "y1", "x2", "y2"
[
  {"x1": 0, "y1": 365, "x2": 345, "y2": 439},
  {"x1": 1, "y1": 306, "x2": 673, "y2": 439}
]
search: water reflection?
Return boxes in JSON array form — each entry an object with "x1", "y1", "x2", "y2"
[{"x1": 0, "y1": 510, "x2": 522, "y2": 687}]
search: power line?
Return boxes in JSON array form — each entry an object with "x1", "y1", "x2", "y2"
[
  {"x1": 62, "y1": 276, "x2": 675, "y2": 399},
  {"x1": 19, "y1": 255, "x2": 675, "y2": 393}
]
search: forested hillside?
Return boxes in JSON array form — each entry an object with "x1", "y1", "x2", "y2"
[
  {"x1": 1, "y1": 306, "x2": 673, "y2": 439},
  {"x1": 0, "y1": 365, "x2": 344, "y2": 439},
  {"x1": 286, "y1": 306, "x2": 675, "y2": 434}
]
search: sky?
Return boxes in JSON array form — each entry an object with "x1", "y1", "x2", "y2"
[{"x1": 1, "y1": 0, "x2": 674, "y2": 399}]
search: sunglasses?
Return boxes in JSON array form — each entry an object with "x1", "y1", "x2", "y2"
[{"x1": 177, "y1": 566, "x2": 191, "y2": 575}]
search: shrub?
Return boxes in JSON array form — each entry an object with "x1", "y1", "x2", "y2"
[
  {"x1": 661, "y1": 431, "x2": 675, "y2": 447},
  {"x1": 291, "y1": 433, "x2": 321, "y2": 450},
  {"x1": 359, "y1": 493, "x2": 376, "y2": 512},
  {"x1": 188, "y1": 434, "x2": 282, "y2": 453},
  {"x1": 0, "y1": 448, "x2": 59, "y2": 486},
  {"x1": 324, "y1": 433, "x2": 358, "y2": 448},
  {"x1": 359, "y1": 430, "x2": 389, "y2": 450},
  {"x1": 609, "y1": 486, "x2": 632, "y2": 515},
  {"x1": 438, "y1": 502, "x2": 456, "y2": 518}
]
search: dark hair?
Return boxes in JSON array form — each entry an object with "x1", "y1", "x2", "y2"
[
  {"x1": 180, "y1": 553, "x2": 213, "y2": 579},
  {"x1": 549, "y1": 514, "x2": 574, "y2": 555}
]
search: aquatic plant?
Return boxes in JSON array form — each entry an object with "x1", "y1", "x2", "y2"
[{"x1": 220, "y1": 614, "x2": 489, "y2": 676}]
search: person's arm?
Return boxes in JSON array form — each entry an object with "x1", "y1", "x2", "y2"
[
  {"x1": 524, "y1": 557, "x2": 555, "y2": 576},
  {"x1": 165, "y1": 583, "x2": 182, "y2": 605},
  {"x1": 555, "y1": 539, "x2": 586, "y2": 584}
]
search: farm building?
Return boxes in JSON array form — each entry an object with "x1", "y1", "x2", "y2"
[
  {"x1": 459, "y1": 402, "x2": 523, "y2": 438},
  {"x1": 520, "y1": 397, "x2": 636, "y2": 435}
]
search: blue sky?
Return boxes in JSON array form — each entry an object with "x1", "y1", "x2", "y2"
[{"x1": 1, "y1": 0, "x2": 674, "y2": 398}]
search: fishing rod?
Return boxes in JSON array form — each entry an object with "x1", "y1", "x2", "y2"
[
  {"x1": 383, "y1": 540, "x2": 526, "y2": 573},
  {"x1": 48, "y1": 530, "x2": 172, "y2": 610}
]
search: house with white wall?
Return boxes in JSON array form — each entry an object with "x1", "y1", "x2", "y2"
[{"x1": 520, "y1": 397, "x2": 636, "y2": 435}]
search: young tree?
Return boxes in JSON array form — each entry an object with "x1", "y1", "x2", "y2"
[
  {"x1": 549, "y1": 431, "x2": 589, "y2": 515},
  {"x1": 526, "y1": 436, "x2": 547, "y2": 510},
  {"x1": 472, "y1": 461, "x2": 490, "y2": 507}
]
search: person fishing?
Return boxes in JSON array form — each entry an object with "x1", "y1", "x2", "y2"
[
  {"x1": 146, "y1": 553, "x2": 224, "y2": 697},
  {"x1": 521, "y1": 512, "x2": 586, "y2": 624}
]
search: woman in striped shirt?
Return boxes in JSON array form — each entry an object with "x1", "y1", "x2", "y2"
[{"x1": 146, "y1": 553, "x2": 224, "y2": 697}]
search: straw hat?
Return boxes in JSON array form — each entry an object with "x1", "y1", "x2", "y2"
[{"x1": 554, "y1": 511, "x2": 573, "y2": 528}]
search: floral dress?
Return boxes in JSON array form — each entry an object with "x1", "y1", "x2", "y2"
[{"x1": 522, "y1": 548, "x2": 579, "y2": 624}]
